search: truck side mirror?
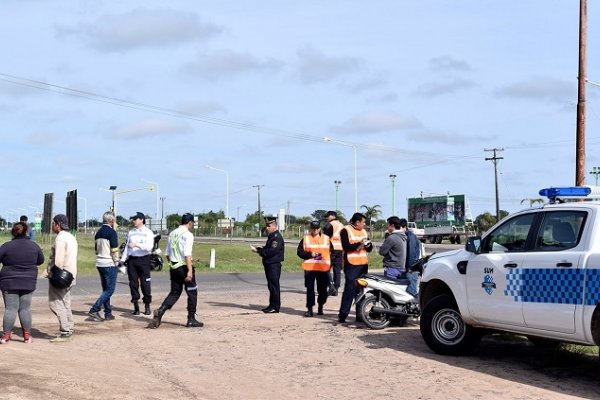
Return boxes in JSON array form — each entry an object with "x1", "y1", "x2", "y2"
[{"x1": 465, "y1": 236, "x2": 481, "y2": 254}]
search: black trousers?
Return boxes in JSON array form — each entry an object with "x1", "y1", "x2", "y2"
[
  {"x1": 127, "y1": 255, "x2": 152, "y2": 304},
  {"x1": 263, "y1": 262, "x2": 281, "y2": 310},
  {"x1": 328, "y1": 250, "x2": 343, "y2": 289},
  {"x1": 304, "y1": 270, "x2": 329, "y2": 308},
  {"x1": 160, "y1": 266, "x2": 198, "y2": 314}
]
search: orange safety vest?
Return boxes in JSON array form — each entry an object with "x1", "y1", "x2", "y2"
[
  {"x1": 302, "y1": 234, "x2": 331, "y2": 272},
  {"x1": 329, "y1": 220, "x2": 344, "y2": 251},
  {"x1": 344, "y1": 224, "x2": 369, "y2": 266}
]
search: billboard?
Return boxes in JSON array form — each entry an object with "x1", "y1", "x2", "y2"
[{"x1": 407, "y1": 194, "x2": 467, "y2": 227}]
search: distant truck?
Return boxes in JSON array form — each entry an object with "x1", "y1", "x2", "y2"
[
  {"x1": 407, "y1": 222, "x2": 425, "y2": 242},
  {"x1": 408, "y1": 194, "x2": 475, "y2": 244}
]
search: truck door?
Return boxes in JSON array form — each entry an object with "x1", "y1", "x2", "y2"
[
  {"x1": 520, "y1": 210, "x2": 586, "y2": 334},
  {"x1": 466, "y1": 213, "x2": 536, "y2": 327}
]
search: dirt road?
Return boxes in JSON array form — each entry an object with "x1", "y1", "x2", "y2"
[{"x1": 1, "y1": 282, "x2": 599, "y2": 400}]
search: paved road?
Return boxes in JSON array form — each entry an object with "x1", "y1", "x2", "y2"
[{"x1": 35, "y1": 242, "x2": 461, "y2": 298}]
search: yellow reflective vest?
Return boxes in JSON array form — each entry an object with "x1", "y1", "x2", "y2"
[{"x1": 344, "y1": 224, "x2": 368, "y2": 266}]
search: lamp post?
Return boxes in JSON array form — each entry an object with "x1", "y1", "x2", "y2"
[
  {"x1": 205, "y1": 165, "x2": 229, "y2": 219},
  {"x1": 101, "y1": 185, "x2": 152, "y2": 228},
  {"x1": 389, "y1": 174, "x2": 397, "y2": 215},
  {"x1": 141, "y1": 178, "x2": 159, "y2": 221},
  {"x1": 334, "y1": 180, "x2": 342, "y2": 212},
  {"x1": 590, "y1": 166, "x2": 600, "y2": 186},
  {"x1": 323, "y1": 137, "x2": 358, "y2": 212}
]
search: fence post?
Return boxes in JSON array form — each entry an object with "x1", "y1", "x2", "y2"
[{"x1": 209, "y1": 248, "x2": 216, "y2": 269}]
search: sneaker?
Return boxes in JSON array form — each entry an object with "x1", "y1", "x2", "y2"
[
  {"x1": 104, "y1": 314, "x2": 115, "y2": 321},
  {"x1": 0, "y1": 332, "x2": 11, "y2": 344},
  {"x1": 23, "y1": 330, "x2": 33, "y2": 344},
  {"x1": 88, "y1": 311, "x2": 104, "y2": 321},
  {"x1": 50, "y1": 332, "x2": 73, "y2": 343}
]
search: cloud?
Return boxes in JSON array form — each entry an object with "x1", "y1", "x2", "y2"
[
  {"x1": 296, "y1": 47, "x2": 361, "y2": 84},
  {"x1": 366, "y1": 92, "x2": 398, "y2": 103},
  {"x1": 64, "y1": 8, "x2": 222, "y2": 51},
  {"x1": 331, "y1": 111, "x2": 422, "y2": 135},
  {"x1": 414, "y1": 78, "x2": 476, "y2": 98},
  {"x1": 406, "y1": 128, "x2": 493, "y2": 145},
  {"x1": 343, "y1": 75, "x2": 388, "y2": 94},
  {"x1": 495, "y1": 76, "x2": 574, "y2": 103},
  {"x1": 183, "y1": 50, "x2": 282, "y2": 80},
  {"x1": 111, "y1": 118, "x2": 192, "y2": 139},
  {"x1": 428, "y1": 56, "x2": 472, "y2": 72}
]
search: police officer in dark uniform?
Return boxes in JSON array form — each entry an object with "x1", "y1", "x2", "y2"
[{"x1": 251, "y1": 216, "x2": 285, "y2": 313}]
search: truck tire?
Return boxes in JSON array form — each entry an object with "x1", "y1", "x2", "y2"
[
  {"x1": 436, "y1": 236, "x2": 443, "y2": 244},
  {"x1": 455, "y1": 235, "x2": 462, "y2": 245},
  {"x1": 420, "y1": 294, "x2": 481, "y2": 355},
  {"x1": 359, "y1": 294, "x2": 391, "y2": 330},
  {"x1": 449, "y1": 236, "x2": 456, "y2": 244}
]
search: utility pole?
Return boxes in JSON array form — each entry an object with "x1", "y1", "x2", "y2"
[
  {"x1": 389, "y1": 174, "x2": 397, "y2": 216},
  {"x1": 160, "y1": 197, "x2": 166, "y2": 231},
  {"x1": 252, "y1": 184, "x2": 265, "y2": 237},
  {"x1": 576, "y1": 0, "x2": 587, "y2": 186},
  {"x1": 485, "y1": 148, "x2": 504, "y2": 222}
]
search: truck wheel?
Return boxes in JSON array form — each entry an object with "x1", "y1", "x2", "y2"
[
  {"x1": 420, "y1": 294, "x2": 481, "y2": 355},
  {"x1": 455, "y1": 235, "x2": 462, "y2": 245},
  {"x1": 359, "y1": 294, "x2": 391, "y2": 330},
  {"x1": 428, "y1": 236, "x2": 435, "y2": 244},
  {"x1": 436, "y1": 236, "x2": 443, "y2": 244},
  {"x1": 449, "y1": 236, "x2": 456, "y2": 244}
]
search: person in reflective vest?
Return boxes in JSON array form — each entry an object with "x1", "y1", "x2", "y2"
[
  {"x1": 338, "y1": 212, "x2": 373, "y2": 324},
  {"x1": 323, "y1": 211, "x2": 344, "y2": 296},
  {"x1": 297, "y1": 221, "x2": 333, "y2": 317}
]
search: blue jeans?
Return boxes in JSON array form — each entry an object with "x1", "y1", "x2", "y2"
[
  {"x1": 339, "y1": 264, "x2": 368, "y2": 319},
  {"x1": 406, "y1": 271, "x2": 419, "y2": 297},
  {"x1": 90, "y1": 266, "x2": 117, "y2": 317}
]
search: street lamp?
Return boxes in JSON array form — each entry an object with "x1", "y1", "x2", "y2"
[
  {"x1": 100, "y1": 185, "x2": 152, "y2": 227},
  {"x1": 389, "y1": 174, "x2": 397, "y2": 216},
  {"x1": 590, "y1": 166, "x2": 600, "y2": 186},
  {"x1": 205, "y1": 165, "x2": 229, "y2": 219},
  {"x1": 141, "y1": 178, "x2": 160, "y2": 221},
  {"x1": 334, "y1": 180, "x2": 342, "y2": 212},
  {"x1": 323, "y1": 137, "x2": 358, "y2": 212}
]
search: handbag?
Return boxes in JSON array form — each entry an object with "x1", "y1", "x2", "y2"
[{"x1": 48, "y1": 266, "x2": 74, "y2": 288}]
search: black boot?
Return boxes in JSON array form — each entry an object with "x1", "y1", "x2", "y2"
[
  {"x1": 152, "y1": 306, "x2": 167, "y2": 329},
  {"x1": 132, "y1": 302, "x2": 140, "y2": 316},
  {"x1": 317, "y1": 305, "x2": 324, "y2": 315},
  {"x1": 186, "y1": 313, "x2": 204, "y2": 328},
  {"x1": 144, "y1": 303, "x2": 152, "y2": 315},
  {"x1": 304, "y1": 307, "x2": 313, "y2": 317}
]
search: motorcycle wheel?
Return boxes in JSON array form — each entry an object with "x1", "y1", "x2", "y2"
[
  {"x1": 150, "y1": 255, "x2": 164, "y2": 272},
  {"x1": 358, "y1": 294, "x2": 391, "y2": 330},
  {"x1": 420, "y1": 294, "x2": 481, "y2": 355}
]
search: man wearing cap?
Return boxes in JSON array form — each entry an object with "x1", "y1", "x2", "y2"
[
  {"x1": 46, "y1": 214, "x2": 78, "y2": 342},
  {"x1": 152, "y1": 213, "x2": 203, "y2": 329},
  {"x1": 297, "y1": 221, "x2": 332, "y2": 317},
  {"x1": 120, "y1": 212, "x2": 155, "y2": 315},
  {"x1": 251, "y1": 217, "x2": 284, "y2": 313},
  {"x1": 322, "y1": 211, "x2": 343, "y2": 296}
]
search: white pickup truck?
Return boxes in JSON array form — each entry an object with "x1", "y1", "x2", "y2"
[
  {"x1": 407, "y1": 221, "x2": 425, "y2": 242},
  {"x1": 419, "y1": 186, "x2": 600, "y2": 356}
]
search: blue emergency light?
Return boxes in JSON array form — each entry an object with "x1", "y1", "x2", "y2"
[{"x1": 539, "y1": 186, "x2": 591, "y2": 203}]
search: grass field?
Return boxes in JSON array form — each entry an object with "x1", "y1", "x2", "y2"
[{"x1": 0, "y1": 232, "x2": 383, "y2": 275}]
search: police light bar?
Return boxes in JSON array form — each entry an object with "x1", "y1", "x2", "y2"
[{"x1": 539, "y1": 186, "x2": 591, "y2": 203}]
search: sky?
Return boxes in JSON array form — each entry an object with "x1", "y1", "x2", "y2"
[{"x1": 1, "y1": 1, "x2": 599, "y2": 225}]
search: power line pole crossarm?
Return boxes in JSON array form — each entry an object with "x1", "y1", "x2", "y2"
[{"x1": 485, "y1": 148, "x2": 504, "y2": 222}]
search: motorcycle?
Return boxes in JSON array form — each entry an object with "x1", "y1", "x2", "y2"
[
  {"x1": 119, "y1": 232, "x2": 164, "y2": 272},
  {"x1": 354, "y1": 255, "x2": 430, "y2": 329}
]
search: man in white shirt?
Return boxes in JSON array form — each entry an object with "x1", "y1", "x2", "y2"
[
  {"x1": 152, "y1": 213, "x2": 202, "y2": 328},
  {"x1": 120, "y1": 212, "x2": 155, "y2": 315}
]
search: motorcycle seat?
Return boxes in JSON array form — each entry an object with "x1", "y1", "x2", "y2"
[{"x1": 362, "y1": 273, "x2": 410, "y2": 286}]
